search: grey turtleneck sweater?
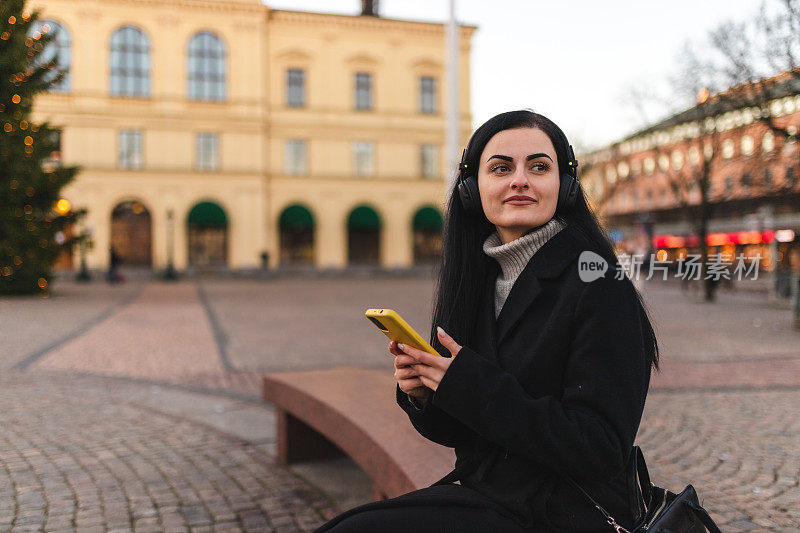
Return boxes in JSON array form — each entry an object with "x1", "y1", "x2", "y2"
[{"x1": 482, "y1": 218, "x2": 566, "y2": 318}]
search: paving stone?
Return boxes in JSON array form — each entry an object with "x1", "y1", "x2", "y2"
[{"x1": 0, "y1": 373, "x2": 335, "y2": 532}]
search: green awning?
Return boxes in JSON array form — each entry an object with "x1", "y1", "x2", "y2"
[
  {"x1": 188, "y1": 202, "x2": 227, "y2": 226},
  {"x1": 348, "y1": 206, "x2": 381, "y2": 229},
  {"x1": 279, "y1": 205, "x2": 315, "y2": 229},
  {"x1": 413, "y1": 207, "x2": 443, "y2": 230}
]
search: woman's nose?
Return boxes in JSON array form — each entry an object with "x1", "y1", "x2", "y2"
[{"x1": 509, "y1": 168, "x2": 529, "y2": 189}]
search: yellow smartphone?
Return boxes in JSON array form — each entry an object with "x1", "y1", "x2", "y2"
[{"x1": 364, "y1": 309, "x2": 443, "y2": 357}]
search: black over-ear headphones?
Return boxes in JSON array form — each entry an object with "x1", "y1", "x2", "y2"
[{"x1": 457, "y1": 133, "x2": 581, "y2": 217}]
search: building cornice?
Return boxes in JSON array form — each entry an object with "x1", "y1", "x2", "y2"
[
  {"x1": 268, "y1": 9, "x2": 477, "y2": 37},
  {"x1": 67, "y1": 0, "x2": 268, "y2": 15}
]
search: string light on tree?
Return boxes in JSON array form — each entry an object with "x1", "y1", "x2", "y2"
[{"x1": 54, "y1": 198, "x2": 70, "y2": 215}]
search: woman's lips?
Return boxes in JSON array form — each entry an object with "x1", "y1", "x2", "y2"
[{"x1": 504, "y1": 196, "x2": 537, "y2": 205}]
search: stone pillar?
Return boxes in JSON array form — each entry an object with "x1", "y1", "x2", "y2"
[
  {"x1": 149, "y1": 206, "x2": 163, "y2": 270},
  {"x1": 84, "y1": 195, "x2": 109, "y2": 271},
  {"x1": 316, "y1": 209, "x2": 347, "y2": 269},
  {"x1": 381, "y1": 207, "x2": 413, "y2": 269},
  {"x1": 173, "y1": 203, "x2": 189, "y2": 271}
]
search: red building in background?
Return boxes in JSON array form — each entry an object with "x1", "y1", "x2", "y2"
[{"x1": 580, "y1": 75, "x2": 800, "y2": 296}]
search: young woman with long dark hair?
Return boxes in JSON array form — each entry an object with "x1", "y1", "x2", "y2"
[{"x1": 318, "y1": 110, "x2": 660, "y2": 532}]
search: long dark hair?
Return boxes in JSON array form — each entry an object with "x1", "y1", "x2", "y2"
[{"x1": 429, "y1": 110, "x2": 660, "y2": 371}]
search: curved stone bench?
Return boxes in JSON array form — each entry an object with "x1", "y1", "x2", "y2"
[{"x1": 262, "y1": 367, "x2": 454, "y2": 500}]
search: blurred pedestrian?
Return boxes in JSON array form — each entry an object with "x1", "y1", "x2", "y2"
[{"x1": 107, "y1": 246, "x2": 123, "y2": 284}]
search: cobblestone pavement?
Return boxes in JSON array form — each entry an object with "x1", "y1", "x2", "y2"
[
  {"x1": 1, "y1": 276, "x2": 799, "y2": 531},
  {"x1": 0, "y1": 372, "x2": 338, "y2": 532},
  {"x1": 638, "y1": 390, "x2": 800, "y2": 531}
]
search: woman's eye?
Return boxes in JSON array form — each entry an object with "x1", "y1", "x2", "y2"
[
  {"x1": 530, "y1": 162, "x2": 550, "y2": 172},
  {"x1": 490, "y1": 164, "x2": 511, "y2": 173}
]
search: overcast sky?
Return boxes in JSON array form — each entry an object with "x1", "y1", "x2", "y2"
[{"x1": 263, "y1": 0, "x2": 761, "y2": 150}]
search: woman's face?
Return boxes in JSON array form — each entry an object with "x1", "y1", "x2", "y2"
[{"x1": 477, "y1": 127, "x2": 560, "y2": 243}]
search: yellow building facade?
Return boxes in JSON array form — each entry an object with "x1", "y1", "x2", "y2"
[{"x1": 29, "y1": 0, "x2": 474, "y2": 271}]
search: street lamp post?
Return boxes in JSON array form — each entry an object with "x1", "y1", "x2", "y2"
[
  {"x1": 446, "y1": 0, "x2": 459, "y2": 190},
  {"x1": 163, "y1": 209, "x2": 178, "y2": 280}
]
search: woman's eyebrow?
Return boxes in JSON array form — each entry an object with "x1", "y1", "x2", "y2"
[
  {"x1": 486, "y1": 153, "x2": 554, "y2": 163},
  {"x1": 526, "y1": 153, "x2": 553, "y2": 161}
]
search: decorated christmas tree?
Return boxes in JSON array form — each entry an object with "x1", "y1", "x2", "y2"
[{"x1": 0, "y1": 0, "x2": 83, "y2": 294}]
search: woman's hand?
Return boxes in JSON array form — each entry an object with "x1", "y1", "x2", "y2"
[
  {"x1": 391, "y1": 340, "x2": 431, "y2": 403},
  {"x1": 391, "y1": 327, "x2": 462, "y2": 395}
]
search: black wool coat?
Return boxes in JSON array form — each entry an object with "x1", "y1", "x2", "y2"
[{"x1": 397, "y1": 223, "x2": 653, "y2": 532}]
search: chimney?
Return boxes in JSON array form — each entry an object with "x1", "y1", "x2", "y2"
[{"x1": 361, "y1": 0, "x2": 379, "y2": 17}]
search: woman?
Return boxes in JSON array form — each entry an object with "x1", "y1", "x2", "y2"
[{"x1": 318, "y1": 110, "x2": 659, "y2": 532}]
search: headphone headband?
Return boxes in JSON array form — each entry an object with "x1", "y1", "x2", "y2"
[
  {"x1": 458, "y1": 149, "x2": 469, "y2": 173},
  {"x1": 565, "y1": 144, "x2": 579, "y2": 178}
]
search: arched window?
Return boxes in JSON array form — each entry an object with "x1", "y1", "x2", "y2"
[
  {"x1": 643, "y1": 157, "x2": 655, "y2": 175},
  {"x1": 741, "y1": 135, "x2": 754, "y2": 156},
  {"x1": 616, "y1": 161, "x2": 629, "y2": 179},
  {"x1": 412, "y1": 206, "x2": 443, "y2": 263},
  {"x1": 721, "y1": 138, "x2": 735, "y2": 159},
  {"x1": 188, "y1": 32, "x2": 226, "y2": 101},
  {"x1": 279, "y1": 204, "x2": 315, "y2": 265},
  {"x1": 28, "y1": 20, "x2": 71, "y2": 93},
  {"x1": 347, "y1": 205, "x2": 381, "y2": 264},
  {"x1": 110, "y1": 26, "x2": 150, "y2": 97},
  {"x1": 671, "y1": 150, "x2": 684, "y2": 170},
  {"x1": 762, "y1": 131, "x2": 775, "y2": 153},
  {"x1": 604, "y1": 165, "x2": 617, "y2": 184}
]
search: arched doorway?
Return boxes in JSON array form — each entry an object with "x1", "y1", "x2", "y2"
[
  {"x1": 110, "y1": 200, "x2": 152, "y2": 267},
  {"x1": 187, "y1": 201, "x2": 228, "y2": 267},
  {"x1": 279, "y1": 204, "x2": 315, "y2": 265},
  {"x1": 412, "y1": 206, "x2": 443, "y2": 264},
  {"x1": 347, "y1": 205, "x2": 381, "y2": 265}
]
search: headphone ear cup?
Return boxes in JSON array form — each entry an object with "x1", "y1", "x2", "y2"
[
  {"x1": 557, "y1": 173, "x2": 579, "y2": 214},
  {"x1": 457, "y1": 175, "x2": 481, "y2": 215}
]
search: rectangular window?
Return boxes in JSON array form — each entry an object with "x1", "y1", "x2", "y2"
[
  {"x1": 353, "y1": 141, "x2": 375, "y2": 177},
  {"x1": 420, "y1": 144, "x2": 438, "y2": 178},
  {"x1": 355, "y1": 72, "x2": 373, "y2": 110},
  {"x1": 118, "y1": 130, "x2": 143, "y2": 169},
  {"x1": 420, "y1": 76, "x2": 437, "y2": 114},
  {"x1": 287, "y1": 68, "x2": 306, "y2": 107},
  {"x1": 196, "y1": 133, "x2": 219, "y2": 171},
  {"x1": 285, "y1": 139, "x2": 308, "y2": 176}
]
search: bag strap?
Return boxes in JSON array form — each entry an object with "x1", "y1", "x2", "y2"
[
  {"x1": 634, "y1": 446, "x2": 651, "y2": 492},
  {"x1": 566, "y1": 476, "x2": 632, "y2": 533},
  {"x1": 566, "y1": 446, "x2": 648, "y2": 533},
  {"x1": 627, "y1": 446, "x2": 647, "y2": 522},
  {"x1": 569, "y1": 450, "x2": 722, "y2": 533}
]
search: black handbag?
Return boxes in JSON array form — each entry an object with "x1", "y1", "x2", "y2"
[{"x1": 569, "y1": 446, "x2": 722, "y2": 533}]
